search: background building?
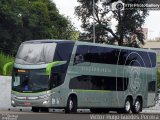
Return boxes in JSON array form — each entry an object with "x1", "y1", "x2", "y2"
[
  {"x1": 142, "y1": 28, "x2": 148, "y2": 40},
  {"x1": 143, "y1": 41, "x2": 160, "y2": 66}
]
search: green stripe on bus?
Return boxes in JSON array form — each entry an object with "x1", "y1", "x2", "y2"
[
  {"x1": 46, "y1": 61, "x2": 60, "y2": 75},
  {"x1": 11, "y1": 90, "x2": 50, "y2": 95},
  {"x1": 3, "y1": 61, "x2": 14, "y2": 75},
  {"x1": 46, "y1": 61, "x2": 67, "y2": 75},
  {"x1": 73, "y1": 89, "x2": 111, "y2": 92}
]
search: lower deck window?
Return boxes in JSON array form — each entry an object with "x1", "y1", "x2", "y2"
[
  {"x1": 148, "y1": 81, "x2": 156, "y2": 92},
  {"x1": 69, "y1": 75, "x2": 129, "y2": 91}
]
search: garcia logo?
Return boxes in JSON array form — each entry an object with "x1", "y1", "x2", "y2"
[{"x1": 129, "y1": 68, "x2": 141, "y2": 93}]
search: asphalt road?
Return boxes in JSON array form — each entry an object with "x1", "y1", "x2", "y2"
[{"x1": 0, "y1": 110, "x2": 160, "y2": 120}]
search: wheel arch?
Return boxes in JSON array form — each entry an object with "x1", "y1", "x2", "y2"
[
  {"x1": 126, "y1": 95, "x2": 133, "y2": 105},
  {"x1": 136, "y1": 95, "x2": 143, "y2": 102},
  {"x1": 131, "y1": 95, "x2": 143, "y2": 113},
  {"x1": 136, "y1": 95, "x2": 143, "y2": 108},
  {"x1": 66, "y1": 93, "x2": 78, "y2": 106}
]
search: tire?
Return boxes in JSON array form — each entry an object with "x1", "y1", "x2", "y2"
[
  {"x1": 121, "y1": 98, "x2": 132, "y2": 114},
  {"x1": 40, "y1": 107, "x2": 49, "y2": 112},
  {"x1": 65, "y1": 96, "x2": 77, "y2": 113},
  {"x1": 131, "y1": 98, "x2": 142, "y2": 114},
  {"x1": 32, "y1": 107, "x2": 39, "y2": 112}
]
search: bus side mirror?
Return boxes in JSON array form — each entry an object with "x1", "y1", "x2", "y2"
[
  {"x1": 46, "y1": 61, "x2": 67, "y2": 76},
  {"x1": 3, "y1": 61, "x2": 14, "y2": 76}
]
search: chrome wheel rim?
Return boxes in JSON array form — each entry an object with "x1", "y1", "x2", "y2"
[
  {"x1": 125, "y1": 101, "x2": 131, "y2": 112},
  {"x1": 135, "y1": 101, "x2": 141, "y2": 112},
  {"x1": 69, "y1": 100, "x2": 73, "y2": 111}
]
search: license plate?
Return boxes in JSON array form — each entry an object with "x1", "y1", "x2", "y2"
[{"x1": 24, "y1": 102, "x2": 31, "y2": 106}]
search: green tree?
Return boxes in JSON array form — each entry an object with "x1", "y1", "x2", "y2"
[
  {"x1": 75, "y1": 0, "x2": 148, "y2": 46},
  {"x1": 0, "y1": 0, "x2": 76, "y2": 55}
]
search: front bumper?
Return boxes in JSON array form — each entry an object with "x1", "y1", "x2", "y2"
[
  {"x1": 11, "y1": 97, "x2": 52, "y2": 107},
  {"x1": 11, "y1": 94, "x2": 52, "y2": 107}
]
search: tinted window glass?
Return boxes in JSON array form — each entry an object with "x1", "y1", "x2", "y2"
[
  {"x1": 69, "y1": 75, "x2": 129, "y2": 91},
  {"x1": 51, "y1": 43, "x2": 74, "y2": 88},
  {"x1": 89, "y1": 47, "x2": 119, "y2": 64},
  {"x1": 49, "y1": 72, "x2": 65, "y2": 89},
  {"x1": 74, "y1": 45, "x2": 90, "y2": 64},
  {"x1": 74, "y1": 45, "x2": 119, "y2": 65},
  {"x1": 148, "y1": 53, "x2": 156, "y2": 67},
  {"x1": 12, "y1": 69, "x2": 49, "y2": 93},
  {"x1": 54, "y1": 43, "x2": 74, "y2": 62},
  {"x1": 148, "y1": 81, "x2": 156, "y2": 92},
  {"x1": 74, "y1": 45, "x2": 156, "y2": 68},
  {"x1": 118, "y1": 50, "x2": 156, "y2": 68}
]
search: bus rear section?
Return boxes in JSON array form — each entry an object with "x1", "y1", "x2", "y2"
[{"x1": 64, "y1": 42, "x2": 157, "y2": 114}]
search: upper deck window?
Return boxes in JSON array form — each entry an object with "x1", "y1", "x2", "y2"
[
  {"x1": 74, "y1": 45, "x2": 156, "y2": 68},
  {"x1": 15, "y1": 43, "x2": 57, "y2": 64}
]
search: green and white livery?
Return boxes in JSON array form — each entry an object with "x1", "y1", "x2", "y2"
[{"x1": 10, "y1": 40, "x2": 157, "y2": 114}]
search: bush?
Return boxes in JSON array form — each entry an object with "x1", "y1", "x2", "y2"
[
  {"x1": 0, "y1": 52, "x2": 14, "y2": 76},
  {"x1": 158, "y1": 55, "x2": 160, "y2": 65},
  {"x1": 158, "y1": 69, "x2": 160, "y2": 89}
]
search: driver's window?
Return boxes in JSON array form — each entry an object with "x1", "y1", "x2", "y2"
[{"x1": 50, "y1": 73, "x2": 60, "y2": 89}]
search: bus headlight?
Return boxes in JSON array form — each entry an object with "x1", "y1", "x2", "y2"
[
  {"x1": 39, "y1": 94, "x2": 51, "y2": 99},
  {"x1": 11, "y1": 100, "x2": 15, "y2": 104},
  {"x1": 43, "y1": 100, "x2": 49, "y2": 105}
]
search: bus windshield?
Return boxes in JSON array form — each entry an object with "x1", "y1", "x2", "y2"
[
  {"x1": 12, "y1": 69, "x2": 49, "y2": 92},
  {"x1": 15, "y1": 43, "x2": 57, "y2": 65}
]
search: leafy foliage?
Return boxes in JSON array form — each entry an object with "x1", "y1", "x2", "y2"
[
  {"x1": 75, "y1": 0, "x2": 148, "y2": 46},
  {"x1": 0, "y1": 52, "x2": 14, "y2": 76},
  {"x1": 157, "y1": 69, "x2": 160, "y2": 89},
  {"x1": 157, "y1": 55, "x2": 160, "y2": 65},
  {"x1": 0, "y1": 0, "x2": 76, "y2": 55},
  {"x1": 158, "y1": 54, "x2": 160, "y2": 89}
]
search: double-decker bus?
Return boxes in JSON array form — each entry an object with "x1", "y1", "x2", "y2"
[{"x1": 7, "y1": 40, "x2": 157, "y2": 114}]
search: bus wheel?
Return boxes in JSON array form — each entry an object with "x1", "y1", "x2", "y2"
[
  {"x1": 65, "y1": 96, "x2": 77, "y2": 113},
  {"x1": 131, "y1": 98, "x2": 142, "y2": 114},
  {"x1": 40, "y1": 107, "x2": 49, "y2": 112},
  {"x1": 32, "y1": 107, "x2": 39, "y2": 112},
  {"x1": 122, "y1": 98, "x2": 132, "y2": 114}
]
